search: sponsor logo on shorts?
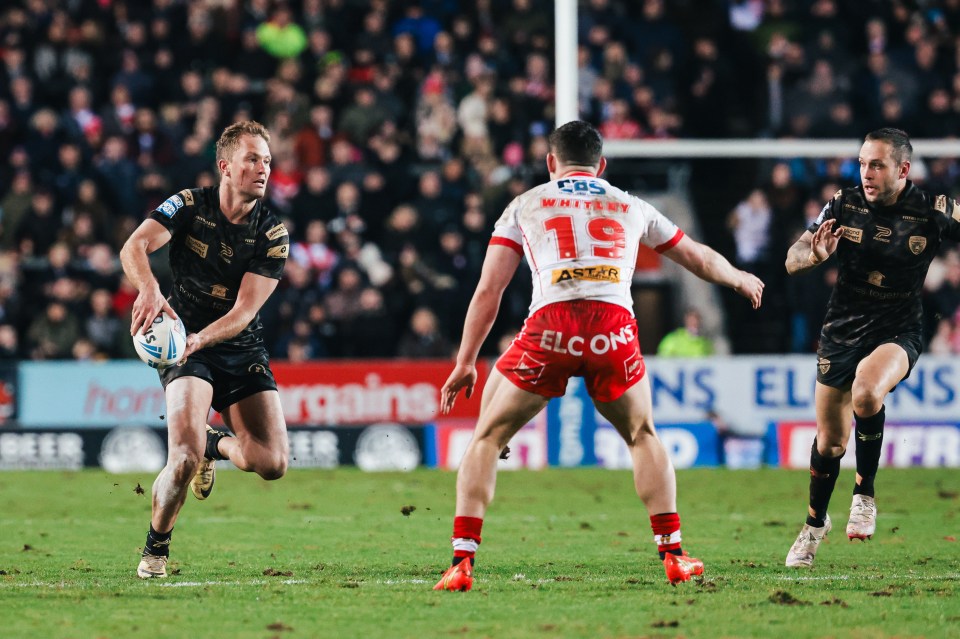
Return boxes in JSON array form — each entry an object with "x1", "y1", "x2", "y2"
[
  {"x1": 842, "y1": 227, "x2": 863, "y2": 243},
  {"x1": 908, "y1": 235, "x2": 927, "y2": 255},
  {"x1": 514, "y1": 352, "x2": 545, "y2": 385},
  {"x1": 248, "y1": 363, "x2": 267, "y2": 375},
  {"x1": 540, "y1": 325, "x2": 635, "y2": 356},
  {"x1": 624, "y1": 349, "x2": 643, "y2": 381},
  {"x1": 266, "y1": 223, "x2": 288, "y2": 240},
  {"x1": 818, "y1": 358, "x2": 831, "y2": 375},
  {"x1": 185, "y1": 235, "x2": 208, "y2": 258},
  {"x1": 211, "y1": 284, "x2": 228, "y2": 298},
  {"x1": 266, "y1": 244, "x2": 289, "y2": 258},
  {"x1": 551, "y1": 265, "x2": 620, "y2": 284}
]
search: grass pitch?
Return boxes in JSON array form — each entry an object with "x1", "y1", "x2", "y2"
[{"x1": 0, "y1": 467, "x2": 958, "y2": 639}]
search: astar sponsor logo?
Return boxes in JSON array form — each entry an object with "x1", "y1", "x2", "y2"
[{"x1": 551, "y1": 265, "x2": 620, "y2": 284}]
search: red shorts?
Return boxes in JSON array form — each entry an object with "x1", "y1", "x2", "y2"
[{"x1": 496, "y1": 300, "x2": 646, "y2": 402}]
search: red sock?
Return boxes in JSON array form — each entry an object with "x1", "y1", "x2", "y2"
[
  {"x1": 452, "y1": 516, "x2": 483, "y2": 564},
  {"x1": 650, "y1": 512, "x2": 682, "y2": 557}
]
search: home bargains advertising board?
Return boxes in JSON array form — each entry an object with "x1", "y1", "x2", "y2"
[
  {"x1": 18, "y1": 360, "x2": 488, "y2": 427},
  {"x1": 271, "y1": 361, "x2": 489, "y2": 425},
  {"x1": 18, "y1": 356, "x2": 960, "y2": 431}
]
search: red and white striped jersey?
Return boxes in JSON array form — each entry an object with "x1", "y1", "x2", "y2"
[{"x1": 490, "y1": 172, "x2": 683, "y2": 315}]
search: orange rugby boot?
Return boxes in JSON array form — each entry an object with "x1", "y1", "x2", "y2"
[
  {"x1": 662, "y1": 551, "x2": 704, "y2": 585},
  {"x1": 433, "y1": 559, "x2": 474, "y2": 591}
]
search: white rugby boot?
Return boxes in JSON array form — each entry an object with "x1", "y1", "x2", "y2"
[
  {"x1": 785, "y1": 514, "x2": 831, "y2": 568},
  {"x1": 846, "y1": 494, "x2": 877, "y2": 541},
  {"x1": 137, "y1": 552, "x2": 168, "y2": 579}
]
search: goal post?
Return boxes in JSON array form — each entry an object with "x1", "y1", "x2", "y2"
[{"x1": 603, "y1": 139, "x2": 960, "y2": 159}]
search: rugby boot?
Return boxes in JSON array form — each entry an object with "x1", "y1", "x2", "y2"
[
  {"x1": 433, "y1": 559, "x2": 474, "y2": 591},
  {"x1": 846, "y1": 494, "x2": 877, "y2": 541},
  {"x1": 137, "y1": 552, "x2": 168, "y2": 579},
  {"x1": 191, "y1": 426, "x2": 229, "y2": 500},
  {"x1": 785, "y1": 514, "x2": 831, "y2": 567},
  {"x1": 662, "y1": 551, "x2": 704, "y2": 585}
]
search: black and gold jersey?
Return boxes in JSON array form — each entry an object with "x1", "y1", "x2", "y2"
[
  {"x1": 149, "y1": 186, "x2": 289, "y2": 348},
  {"x1": 808, "y1": 181, "x2": 960, "y2": 346}
]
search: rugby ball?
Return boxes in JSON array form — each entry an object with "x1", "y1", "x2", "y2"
[{"x1": 133, "y1": 312, "x2": 187, "y2": 368}]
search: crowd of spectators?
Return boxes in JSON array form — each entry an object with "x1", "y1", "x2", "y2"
[{"x1": 0, "y1": 0, "x2": 958, "y2": 363}]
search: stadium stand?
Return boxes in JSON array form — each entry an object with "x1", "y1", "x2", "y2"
[{"x1": 0, "y1": 0, "x2": 957, "y2": 360}]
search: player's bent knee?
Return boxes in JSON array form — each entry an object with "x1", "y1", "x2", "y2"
[
  {"x1": 256, "y1": 454, "x2": 287, "y2": 480},
  {"x1": 818, "y1": 440, "x2": 847, "y2": 458},
  {"x1": 851, "y1": 383, "x2": 884, "y2": 416}
]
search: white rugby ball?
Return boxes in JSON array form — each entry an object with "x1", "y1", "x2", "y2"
[{"x1": 133, "y1": 312, "x2": 187, "y2": 368}]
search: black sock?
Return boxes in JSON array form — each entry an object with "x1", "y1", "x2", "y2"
[
  {"x1": 658, "y1": 548, "x2": 683, "y2": 560},
  {"x1": 853, "y1": 405, "x2": 884, "y2": 498},
  {"x1": 205, "y1": 429, "x2": 228, "y2": 461},
  {"x1": 144, "y1": 525, "x2": 172, "y2": 557},
  {"x1": 451, "y1": 556, "x2": 474, "y2": 567},
  {"x1": 806, "y1": 438, "x2": 843, "y2": 527}
]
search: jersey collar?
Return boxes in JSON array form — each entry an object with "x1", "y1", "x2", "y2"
[{"x1": 563, "y1": 171, "x2": 597, "y2": 178}]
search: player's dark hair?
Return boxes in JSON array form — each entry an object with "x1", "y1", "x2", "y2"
[
  {"x1": 216, "y1": 120, "x2": 271, "y2": 162},
  {"x1": 865, "y1": 127, "x2": 912, "y2": 164},
  {"x1": 548, "y1": 120, "x2": 603, "y2": 167}
]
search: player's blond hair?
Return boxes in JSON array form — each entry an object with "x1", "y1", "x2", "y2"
[{"x1": 215, "y1": 120, "x2": 271, "y2": 163}]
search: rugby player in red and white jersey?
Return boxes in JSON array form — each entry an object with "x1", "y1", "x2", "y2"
[{"x1": 433, "y1": 121, "x2": 764, "y2": 591}]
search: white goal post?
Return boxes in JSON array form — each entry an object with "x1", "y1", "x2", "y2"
[
  {"x1": 553, "y1": 2, "x2": 960, "y2": 160},
  {"x1": 603, "y1": 139, "x2": 960, "y2": 159}
]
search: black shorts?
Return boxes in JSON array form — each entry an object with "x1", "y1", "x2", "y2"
[
  {"x1": 159, "y1": 344, "x2": 278, "y2": 413},
  {"x1": 816, "y1": 333, "x2": 922, "y2": 390}
]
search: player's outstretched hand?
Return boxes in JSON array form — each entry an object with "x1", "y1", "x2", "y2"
[
  {"x1": 130, "y1": 285, "x2": 179, "y2": 336},
  {"x1": 811, "y1": 218, "x2": 843, "y2": 263},
  {"x1": 440, "y1": 363, "x2": 477, "y2": 415},
  {"x1": 735, "y1": 272, "x2": 765, "y2": 309}
]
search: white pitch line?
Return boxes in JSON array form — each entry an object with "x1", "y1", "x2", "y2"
[
  {"x1": 0, "y1": 578, "x2": 310, "y2": 588},
  {"x1": 772, "y1": 573, "x2": 960, "y2": 582},
  {"x1": 156, "y1": 579, "x2": 309, "y2": 587},
  {"x1": 2, "y1": 573, "x2": 958, "y2": 589}
]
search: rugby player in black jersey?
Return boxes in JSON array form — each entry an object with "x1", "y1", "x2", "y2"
[
  {"x1": 120, "y1": 121, "x2": 290, "y2": 578},
  {"x1": 783, "y1": 128, "x2": 960, "y2": 567}
]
